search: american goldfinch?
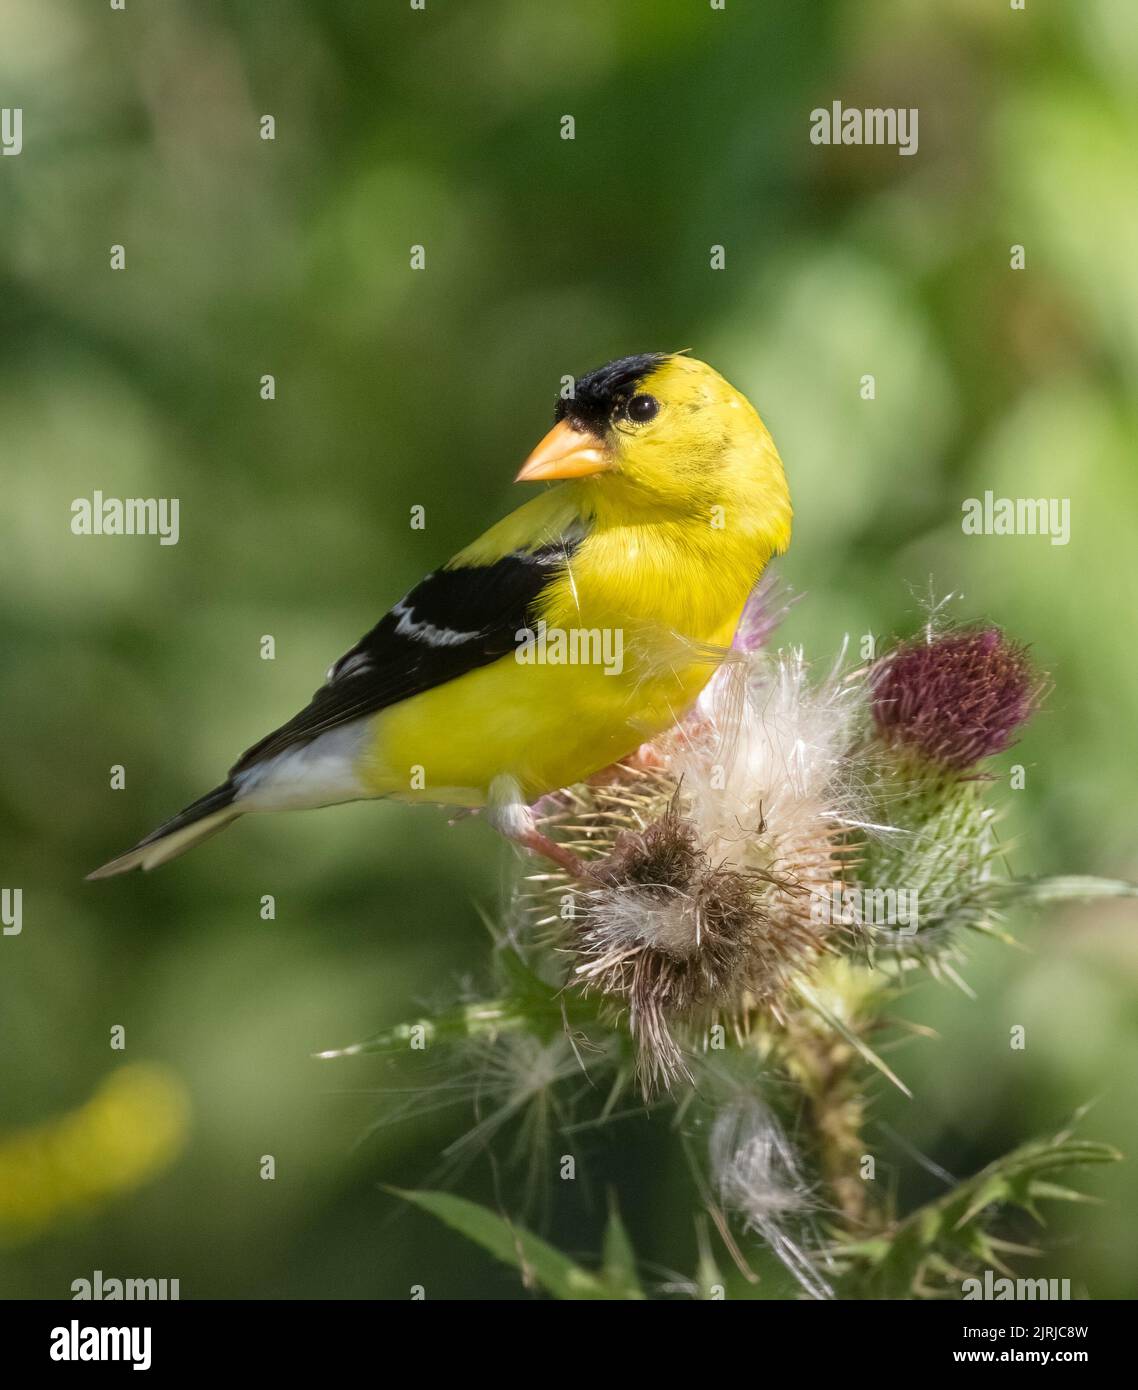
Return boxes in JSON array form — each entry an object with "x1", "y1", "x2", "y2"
[{"x1": 88, "y1": 353, "x2": 791, "y2": 880}]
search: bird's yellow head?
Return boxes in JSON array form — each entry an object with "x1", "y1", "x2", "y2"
[{"x1": 517, "y1": 353, "x2": 791, "y2": 553}]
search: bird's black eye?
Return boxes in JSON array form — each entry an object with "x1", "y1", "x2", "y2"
[{"x1": 625, "y1": 393, "x2": 660, "y2": 424}]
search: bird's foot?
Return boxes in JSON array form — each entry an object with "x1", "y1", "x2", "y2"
[{"x1": 487, "y1": 774, "x2": 596, "y2": 881}]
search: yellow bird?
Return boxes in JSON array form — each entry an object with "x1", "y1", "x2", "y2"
[{"x1": 88, "y1": 353, "x2": 791, "y2": 881}]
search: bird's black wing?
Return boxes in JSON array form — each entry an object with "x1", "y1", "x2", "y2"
[{"x1": 229, "y1": 539, "x2": 579, "y2": 775}]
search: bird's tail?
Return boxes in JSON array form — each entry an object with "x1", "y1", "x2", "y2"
[{"x1": 86, "y1": 782, "x2": 241, "y2": 880}]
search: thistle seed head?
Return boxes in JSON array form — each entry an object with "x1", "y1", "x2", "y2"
[{"x1": 573, "y1": 803, "x2": 826, "y2": 1089}]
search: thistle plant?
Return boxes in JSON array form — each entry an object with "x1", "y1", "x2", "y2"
[{"x1": 321, "y1": 579, "x2": 1130, "y2": 1299}]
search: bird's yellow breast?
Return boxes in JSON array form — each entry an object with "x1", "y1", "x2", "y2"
[{"x1": 358, "y1": 522, "x2": 757, "y2": 806}]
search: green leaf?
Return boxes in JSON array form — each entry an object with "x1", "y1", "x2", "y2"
[
  {"x1": 313, "y1": 996, "x2": 551, "y2": 1058},
  {"x1": 1009, "y1": 875, "x2": 1138, "y2": 905},
  {"x1": 693, "y1": 1214, "x2": 727, "y2": 1301},
  {"x1": 601, "y1": 1192, "x2": 644, "y2": 1298},
  {"x1": 314, "y1": 944, "x2": 605, "y2": 1059},
  {"x1": 831, "y1": 1127, "x2": 1121, "y2": 1298},
  {"x1": 389, "y1": 1187, "x2": 615, "y2": 1300}
]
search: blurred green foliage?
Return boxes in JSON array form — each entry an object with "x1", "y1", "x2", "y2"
[{"x1": 1, "y1": 0, "x2": 1135, "y2": 1298}]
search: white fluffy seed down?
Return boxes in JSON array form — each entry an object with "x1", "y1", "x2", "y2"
[
  {"x1": 578, "y1": 890, "x2": 700, "y2": 961},
  {"x1": 676, "y1": 643, "x2": 870, "y2": 907},
  {"x1": 517, "y1": 638, "x2": 874, "y2": 1089}
]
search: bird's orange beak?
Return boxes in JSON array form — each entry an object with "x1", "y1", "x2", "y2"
[{"x1": 515, "y1": 419, "x2": 611, "y2": 482}]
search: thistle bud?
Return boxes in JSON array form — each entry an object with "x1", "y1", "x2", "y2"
[{"x1": 870, "y1": 627, "x2": 1040, "y2": 770}]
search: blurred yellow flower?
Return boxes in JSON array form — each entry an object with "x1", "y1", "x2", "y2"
[{"x1": 0, "y1": 1064, "x2": 190, "y2": 1243}]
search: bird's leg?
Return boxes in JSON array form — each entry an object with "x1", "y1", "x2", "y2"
[
  {"x1": 512, "y1": 826, "x2": 595, "y2": 879},
  {"x1": 487, "y1": 775, "x2": 593, "y2": 881}
]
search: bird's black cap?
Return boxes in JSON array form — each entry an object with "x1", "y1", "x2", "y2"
[{"x1": 555, "y1": 353, "x2": 668, "y2": 431}]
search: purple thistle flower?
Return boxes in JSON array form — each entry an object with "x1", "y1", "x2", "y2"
[{"x1": 870, "y1": 627, "x2": 1040, "y2": 770}]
